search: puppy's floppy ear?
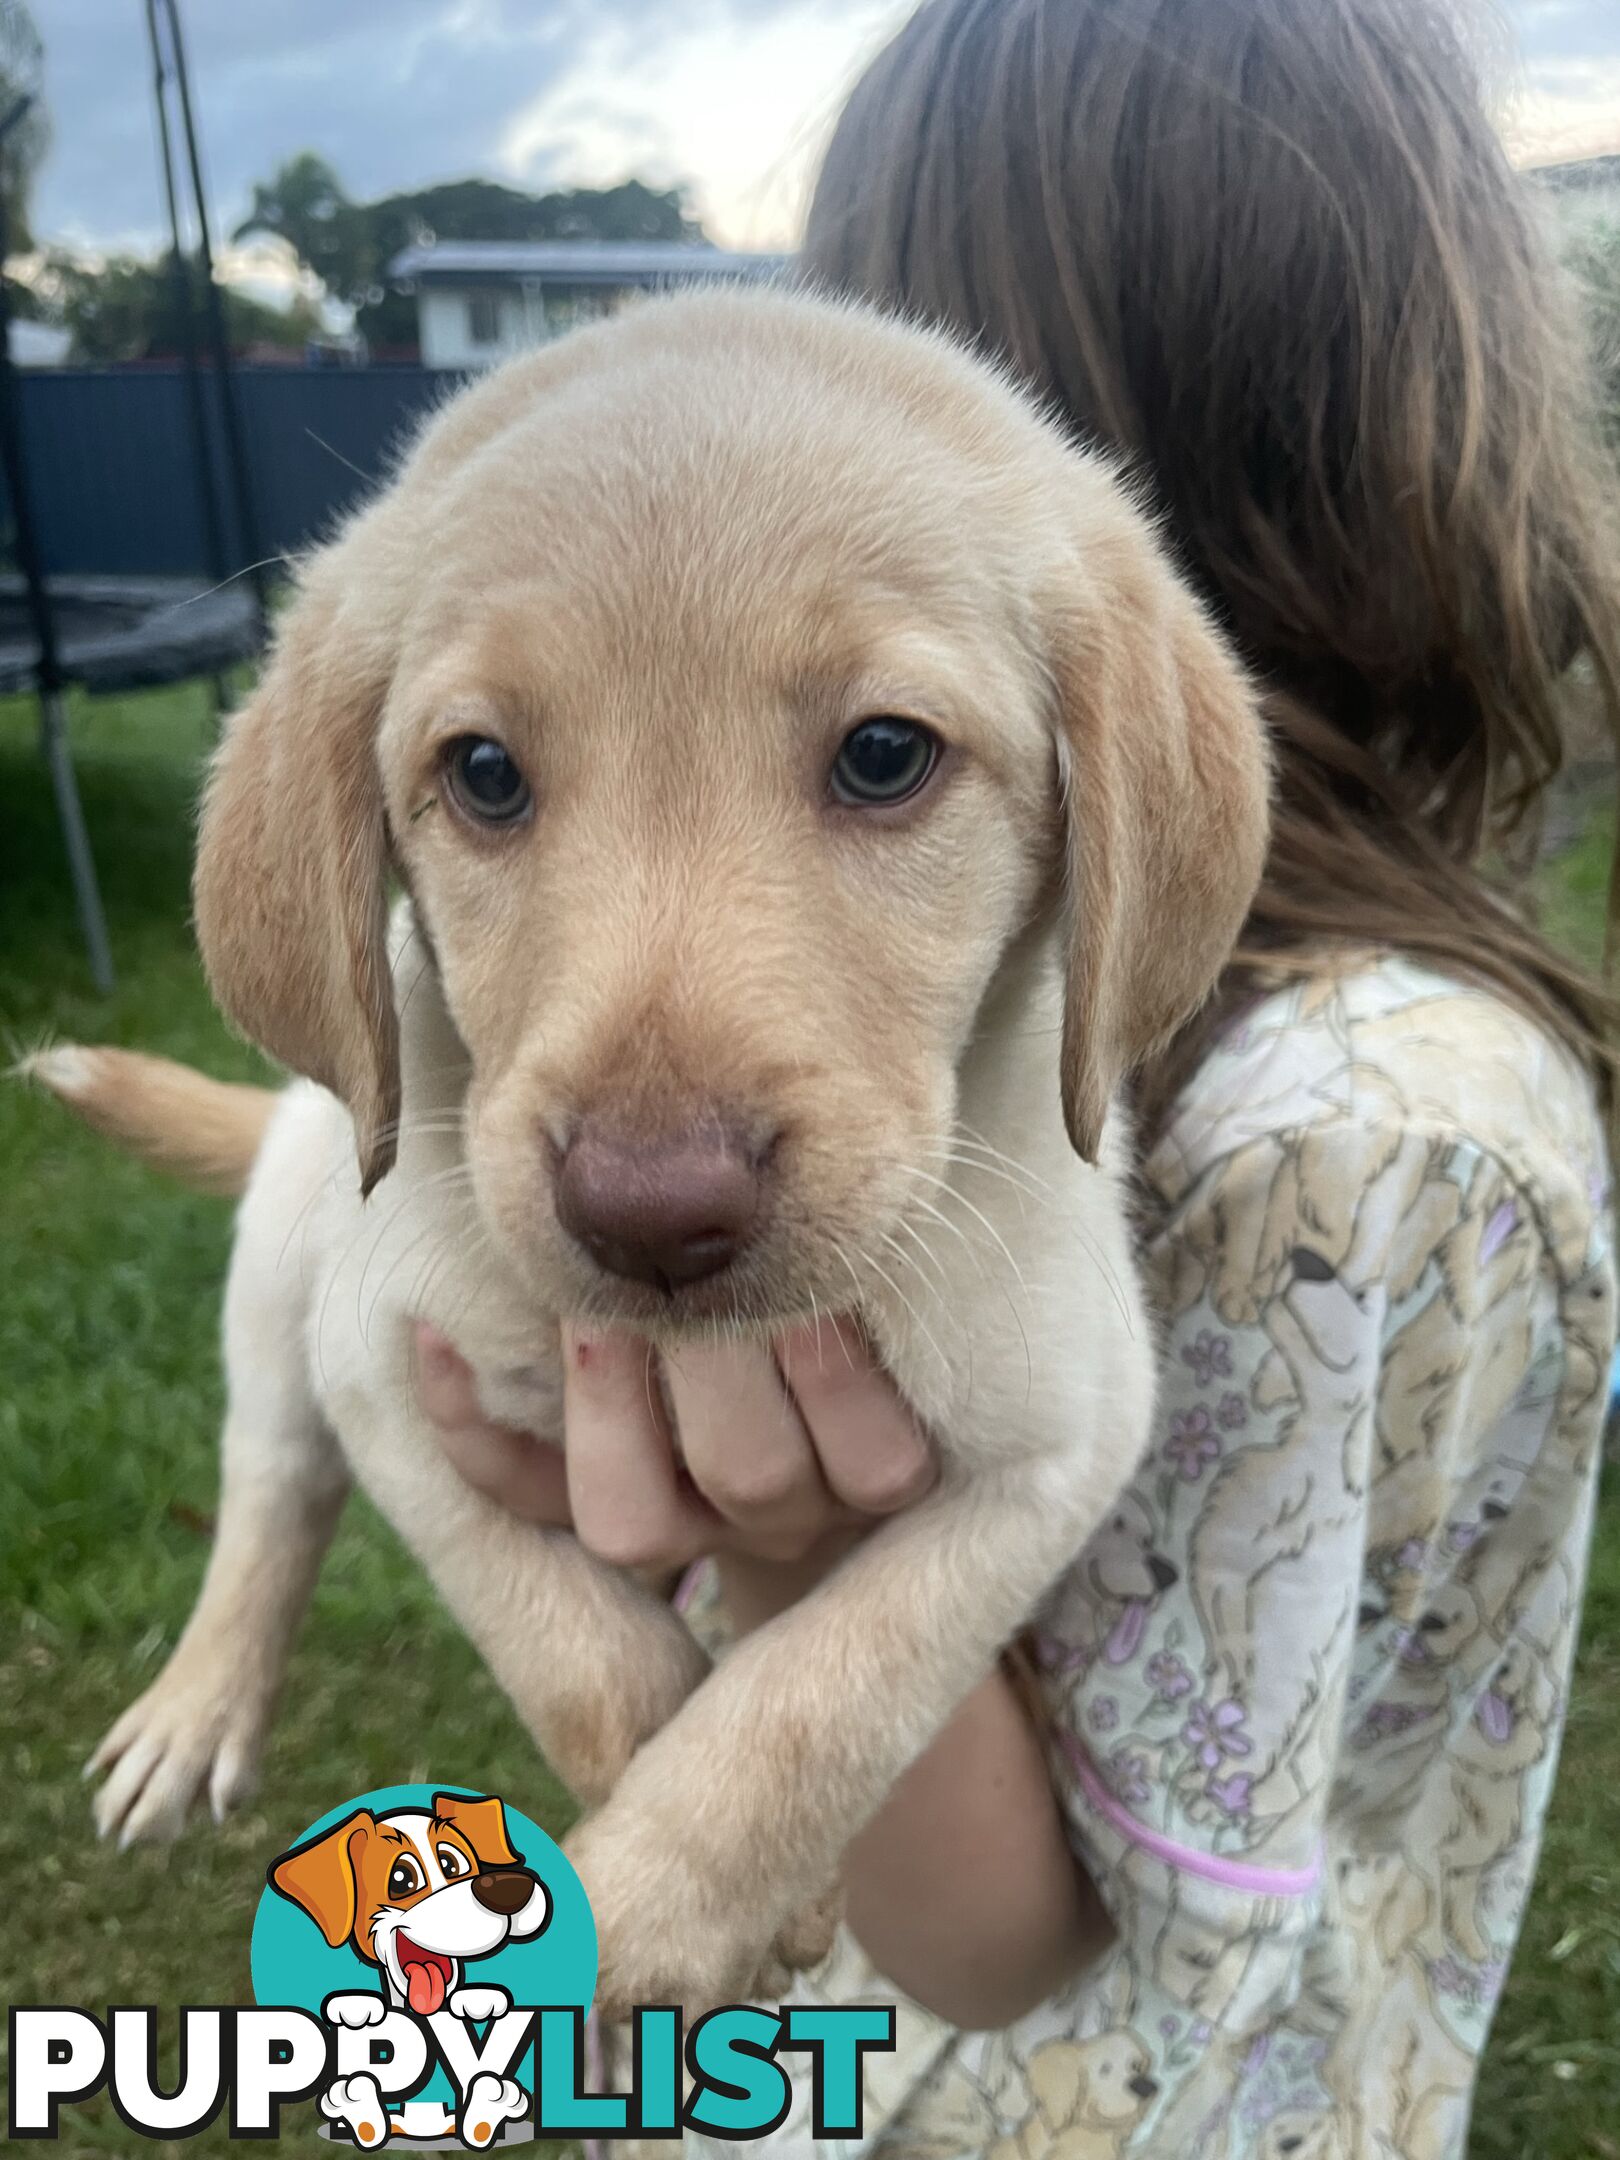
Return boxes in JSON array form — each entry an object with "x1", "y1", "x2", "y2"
[
  {"x1": 194, "y1": 575, "x2": 400, "y2": 1194},
  {"x1": 269, "y1": 1809, "x2": 375, "y2": 1949},
  {"x1": 432, "y1": 1791, "x2": 521, "y2": 1870},
  {"x1": 1046, "y1": 493, "x2": 1270, "y2": 1160}
]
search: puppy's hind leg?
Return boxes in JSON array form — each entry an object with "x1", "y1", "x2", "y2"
[{"x1": 90, "y1": 1252, "x2": 348, "y2": 1845}]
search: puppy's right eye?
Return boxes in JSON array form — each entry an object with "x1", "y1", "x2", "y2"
[
  {"x1": 444, "y1": 735, "x2": 532, "y2": 825},
  {"x1": 831, "y1": 718, "x2": 939, "y2": 807},
  {"x1": 388, "y1": 1857, "x2": 423, "y2": 1898}
]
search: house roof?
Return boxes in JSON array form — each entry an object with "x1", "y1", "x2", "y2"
[
  {"x1": 1527, "y1": 150, "x2": 1620, "y2": 193},
  {"x1": 389, "y1": 240, "x2": 789, "y2": 286}
]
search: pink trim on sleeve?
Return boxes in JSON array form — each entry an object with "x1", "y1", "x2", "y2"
[{"x1": 1061, "y1": 1731, "x2": 1323, "y2": 1898}]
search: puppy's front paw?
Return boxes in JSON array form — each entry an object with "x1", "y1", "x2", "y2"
[
  {"x1": 325, "y1": 1993, "x2": 389, "y2": 2029},
  {"x1": 448, "y1": 1984, "x2": 510, "y2": 2024},
  {"x1": 567, "y1": 1814, "x2": 838, "y2": 2019},
  {"x1": 86, "y1": 1651, "x2": 274, "y2": 1846}
]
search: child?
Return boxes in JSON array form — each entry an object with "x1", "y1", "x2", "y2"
[{"x1": 422, "y1": 1, "x2": 1620, "y2": 2148}]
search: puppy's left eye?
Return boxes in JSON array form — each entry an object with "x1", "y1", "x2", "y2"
[
  {"x1": 388, "y1": 1858, "x2": 423, "y2": 1898},
  {"x1": 436, "y1": 1844, "x2": 467, "y2": 1879},
  {"x1": 444, "y1": 735, "x2": 532, "y2": 825},
  {"x1": 831, "y1": 718, "x2": 939, "y2": 806}
]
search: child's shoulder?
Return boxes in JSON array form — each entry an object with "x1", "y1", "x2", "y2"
[{"x1": 1147, "y1": 951, "x2": 1609, "y2": 1279}]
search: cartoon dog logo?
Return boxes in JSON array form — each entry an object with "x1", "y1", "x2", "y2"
[{"x1": 270, "y1": 1790, "x2": 549, "y2": 2147}]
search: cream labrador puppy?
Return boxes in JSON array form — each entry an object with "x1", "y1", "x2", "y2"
[{"x1": 34, "y1": 285, "x2": 1268, "y2": 2015}]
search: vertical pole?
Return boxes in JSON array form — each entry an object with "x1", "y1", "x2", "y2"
[
  {"x1": 143, "y1": 0, "x2": 228, "y2": 583},
  {"x1": 158, "y1": 0, "x2": 269, "y2": 636},
  {"x1": 40, "y1": 688, "x2": 117, "y2": 993}
]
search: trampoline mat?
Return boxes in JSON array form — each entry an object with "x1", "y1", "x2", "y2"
[{"x1": 0, "y1": 573, "x2": 261, "y2": 695}]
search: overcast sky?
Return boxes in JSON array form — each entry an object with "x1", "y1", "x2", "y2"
[{"x1": 29, "y1": 0, "x2": 1620, "y2": 276}]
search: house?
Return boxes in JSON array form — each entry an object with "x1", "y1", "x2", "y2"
[
  {"x1": 8, "y1": 318, "x2": 70, "y2": 367},
  {"x1": 387, "y1": 239, "x2": 789, "y2": 369},
  {"x1": 1529, "y1": 150, "x2": 1620, "y2": 235}
]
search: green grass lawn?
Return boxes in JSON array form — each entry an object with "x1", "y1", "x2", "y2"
[{"x1": 3, "y1": 682, "x2": 1618, "y2": 2156}]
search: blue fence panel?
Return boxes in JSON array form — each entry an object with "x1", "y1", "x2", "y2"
[
  {"x1": 234, "y1": 367, "x2": 454, "y2": 563},
  {"x1": 5, "y1": 365, "x2": 455, "y2": 581}
]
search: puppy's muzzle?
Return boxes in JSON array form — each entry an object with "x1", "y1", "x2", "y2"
[
  {"x1": 471, "y1": 1866, "x2": 540, "y2": 1915},
  {"x1": 555, "y1": 1119, "x2": 768, "y2": 1292}
]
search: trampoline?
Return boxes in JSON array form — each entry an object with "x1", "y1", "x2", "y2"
[
  {"x1": 0, "y1": 575, "x2": 259, "y2": 697},
  {"x1": 0, "y1": 574, "x2": 260, "y2": 995},
  {"x1": 0, "y1": 0, "x2": 267, "y2": 991}
]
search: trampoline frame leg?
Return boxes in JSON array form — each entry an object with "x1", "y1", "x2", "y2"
[{"x1": 39, "y1": 687, "x2": 116, "y2": 995}]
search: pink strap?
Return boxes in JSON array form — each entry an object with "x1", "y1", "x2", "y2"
[{"x1": 1061, "y1": 1731, "x2": 1323, "y2": 1897}]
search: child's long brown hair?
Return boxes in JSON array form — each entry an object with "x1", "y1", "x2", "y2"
[{"x1": 802, "y1": 0, "x2": 1620, "y2": 1133}]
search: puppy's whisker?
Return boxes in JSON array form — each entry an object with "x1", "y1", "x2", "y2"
[
  {"x1": 878, "y1": 1225, "x2": 939, "y2": 1300},
  {"x1": 890, "y1": 1216, "x2": 949, "y2": 1292},
  {"x1": 932, "y1": 1133, "x2": 1052, "y2": 1199},
  {"x1": 1073, "y1": 1227, "x2": 1134, "y2": 1332},
  {"x1": 920, "y1": 1180, "x2": 1030, "y2": 1305},
  {"x1": 925, "y1": 1152, "x2": 1130, "y2": 1328},
  {"x1": 277, "y1": 1155, "x2": 348, "y2": 1271},
  {"x1": 904, "y1": 1188, "x2": 994, "y2": 1283},
  {"x1": 838, "y1": 1237, "x2": 951, "y2": 1386},
  {"x1": 867, "y1": 1257, "x2": 952, "y2": 1386},
  {"x1": 904, "y1": 1168, "x2": 1031, "y2": 1307},
  {"x1": 827, "y1": 1235, "x2": 869, "y2": 1320},
  {"x1": 155, "y1": 553, "x2": 290, "y2": 618},
  {"x1": 369, "y1": 1112, "x2": 471, "y2": 1147},
  {"x1": 366, "y1": 1181, "x2": 485, "y2": 1343},
  {"x1": 345, "y1": 1160, "x2": 482, "y2": 1344},
  {"x1": 924, "y1": 1149, "x2": 1054, "y2": 1200}
]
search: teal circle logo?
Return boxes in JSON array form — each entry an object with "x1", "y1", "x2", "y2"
[{"x1": 250, "y1": 1783, "x2": 594, "y2": 2146}]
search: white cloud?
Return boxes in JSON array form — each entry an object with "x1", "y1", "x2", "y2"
[
  {"x1": 1500, "y1": 54, "x2": 1620, "y2": 163},
  {"x1": 497, "y1": 0, "x2": 910, "y2": 248}
]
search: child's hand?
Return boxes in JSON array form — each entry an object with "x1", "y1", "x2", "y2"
[{"x1": 414, "y1": 1317, "x2": 934, "y2": 1570}]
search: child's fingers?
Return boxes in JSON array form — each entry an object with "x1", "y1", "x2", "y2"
[
  {"x1": 778, "y1": 1316, "x2": 936, "y2": 1515},
  {"x1": 414, "y1": 1322, "x2": 573, "y2": 1526},
  {"x1": 663, "y1": 1337, "x2": 836, "y2": 1559},
  {"x1": 562, "y1": 1326, "x2": 714, "y2": 1568}
]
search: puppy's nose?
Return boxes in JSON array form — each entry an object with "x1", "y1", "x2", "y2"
[
  {"x1": 555, "y1": 1123, "x2": 760, "y2": 1290},
  {"x1": 470, "y1": 1867, "x2": 537, "y2": 1915}
]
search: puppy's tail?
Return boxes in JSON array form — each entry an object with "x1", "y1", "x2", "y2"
[{"x1": 18, "y1": 1044, "x2": 277, "y2": 1196}]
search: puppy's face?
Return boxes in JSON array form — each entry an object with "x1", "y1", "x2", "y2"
[
  {"x1": 1086, "y1": 1495, "x2": 1178, "y2": 1603},
  {"x1": 197, "y1": 290, "x2": 1268, "y2": 1334},
  {"x1": 1070, "y1": 2031, "x2": 1157, "y2": 2125},
  {"x1": 382, "y1": 384, "x2": 1057, "y2": 1328}
]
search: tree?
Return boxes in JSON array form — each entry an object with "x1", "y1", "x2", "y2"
[
  {"x1": 35, "y1": 247, "x2": 323, "y2": 365},
  {"x1": 233, "y1": 151, "x2": 371, "y2": 306},
  {"x1": 1567, "y1": 219, "x2": 1620, "y2": 458},
  {"x1": 235, "y1": 156, "x2": 707, "y2": 346},
  {"x1": 0, "y1": 0, "x2": 47, "y2": 257}
]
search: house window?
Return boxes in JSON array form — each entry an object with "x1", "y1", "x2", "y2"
[{"x1": 466, "y1": 291, "x2": 502, "y2": 347}]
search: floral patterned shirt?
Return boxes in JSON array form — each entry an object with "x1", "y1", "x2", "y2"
[{"x1": 681, "y1": 956, "x2": 1616, "y2": 2160}]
